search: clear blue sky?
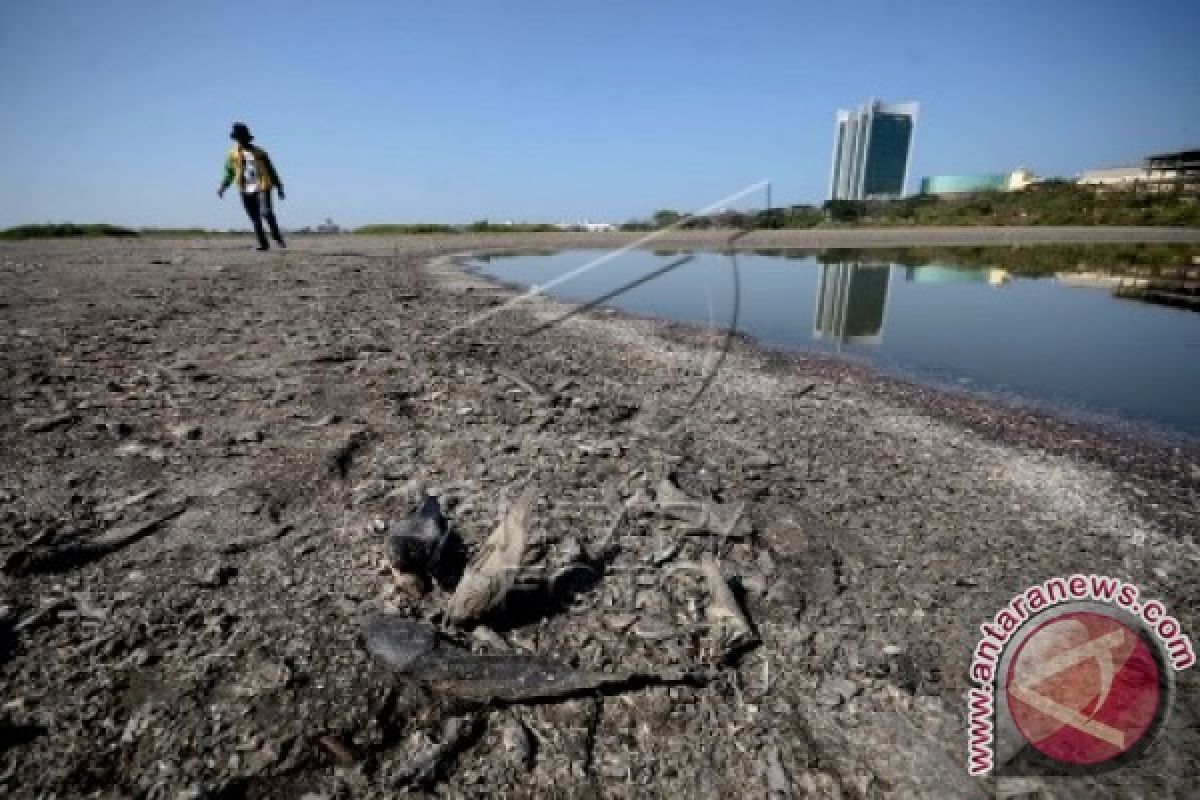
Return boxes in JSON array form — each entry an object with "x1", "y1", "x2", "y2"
[{"x1": 1, "y1": 0, "x2": 1197, "y2": 229}]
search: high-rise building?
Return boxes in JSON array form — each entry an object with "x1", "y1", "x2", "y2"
[{"x1": 829, "y1": 100, "x2": 919, "y2": 201}]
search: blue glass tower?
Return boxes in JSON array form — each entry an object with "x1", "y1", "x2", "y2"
[{"x1": 829, "y1": 100, "x2": 919, "y2": 201}]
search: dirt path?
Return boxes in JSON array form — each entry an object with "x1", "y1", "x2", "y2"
[{"x1": 0, "y1": 234, "x2": 1196, "y2": 798}]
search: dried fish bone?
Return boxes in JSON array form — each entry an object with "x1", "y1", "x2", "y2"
[
  {"x1": 654, "y1": 477, "x2": 747, "y2": 538},
  {"x1": 701, "y1": 554, "x2": 759, "y2": 661},
  {"x1": 445, "y1": 487, "x2": 534, "y2": 624}
]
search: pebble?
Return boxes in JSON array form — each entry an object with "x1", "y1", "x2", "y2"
[
  {"x1": 169, "y1": 423, "x2": 203, "y2": 440},
  {"x1": 22, "y1": 413, "x2": 76, "y2": 433},
  {"x1": 815, "y1": 677, "x2": 858, "y2": 708},
  {"x1": 196, "y1": 564, "x2": 237, "y2": 588},
  {"x1": 104, "y1": 420, "x2": 134, "y2": 438},
  {"x1": 743, "y1": 452, "x2": 777, "y2": 470},
  {"x1": 500, "y1": 718, "x2": 534, "y2": 768}
]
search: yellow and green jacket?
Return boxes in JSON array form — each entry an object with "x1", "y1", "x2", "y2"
[{"x1": 221, "y1": 144, "x2": 283, "y2": 193}]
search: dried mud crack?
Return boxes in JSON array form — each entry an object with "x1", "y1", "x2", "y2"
[{"x1": 0, "y1": 233, "x2": 1197, "y2": 798}]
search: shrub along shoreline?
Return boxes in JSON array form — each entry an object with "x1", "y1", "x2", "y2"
[{"x1": 4, "y1": 180, "x2": 1198, "y2": 243}]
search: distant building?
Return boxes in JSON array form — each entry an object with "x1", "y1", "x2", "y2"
[
  {"x1": 921, "y1": 173, "x2": 1006, "y2": 195},
  {"x1": 1144, "y1": 149, "x2": 1200, "y2": 195},
  {"x1": 829, "y1": 99, "x2": 919, "y2": 201},
  {"x1": 555, "y1": 221, "x2": 617, "y2": 232},
  {"x1": 920, "y1": 169, "x2": 1038, "y2": 195},
  {"x1": 1008, "y1": 168, "x2": 1037, "y2": 190},
  {"x1": 1078, "y1": 166, "x2": 1147, "y2": 189},
  {"x1": 316, "y1": 217, "x2": 340, "y2": 234},
  {"x1": 1077, "y1": 149, "x2": 1199, "y2": 195}
]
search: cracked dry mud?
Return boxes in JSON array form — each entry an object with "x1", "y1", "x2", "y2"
[{"x1": 0, "y1": 233, "x2": 1197, "y2": 798}]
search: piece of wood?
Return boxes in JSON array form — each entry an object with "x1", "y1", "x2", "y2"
[
  {"x1": 363, "y1": 615, "x2": 705, "y2": 703},
  {"x1": 4, "y1": 503, "x2": 188, "y2": 576}
]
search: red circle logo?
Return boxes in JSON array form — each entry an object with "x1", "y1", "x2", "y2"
[{"x1": 1005, "y1": 610, "x2": 1164, "y2": 766}]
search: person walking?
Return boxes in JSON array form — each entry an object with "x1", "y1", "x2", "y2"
[{"x1": 218, "y1": 122, "x2": 287, "y2": 251}]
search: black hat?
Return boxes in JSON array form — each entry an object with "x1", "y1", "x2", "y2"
[{"x1": 230, "y1": 122, "x2": 253, "y2": 142}]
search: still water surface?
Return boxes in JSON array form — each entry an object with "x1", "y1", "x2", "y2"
[{"x1": 472, "y1": 249, "x2": 1200, "y2": 438}]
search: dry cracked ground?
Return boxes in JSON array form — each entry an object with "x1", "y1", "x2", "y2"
[{"x1": 0, "y1": 233, "x2": 1197, "y2": 799}]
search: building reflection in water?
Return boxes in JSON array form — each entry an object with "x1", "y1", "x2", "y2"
[{"x1": 813, "y1": 263, "x2": 892, "y2": 346}]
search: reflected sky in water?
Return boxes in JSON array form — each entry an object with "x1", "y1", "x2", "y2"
[{"x1": 472, "y1": 249, "x2": 1200, "y2": 438}]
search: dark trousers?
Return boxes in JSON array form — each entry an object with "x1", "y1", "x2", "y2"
[{"x1": 240, "y1": 191, "x2": 285, "y2": 249}]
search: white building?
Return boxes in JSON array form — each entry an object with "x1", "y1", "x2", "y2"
[
  {"x1": 1078, "y1": 166, "x2": 1146, "y2": 188},
  {"x1": 556, "y1": 221, "x2": 617, "y2": 232},
  {"x1": 1008, "y1": 168, "x2": 1037, "y2": 190}
]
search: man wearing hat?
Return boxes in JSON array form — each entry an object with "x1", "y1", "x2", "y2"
[{"x1": 218, "y1": 122, "x2": 287, "y2": 251}]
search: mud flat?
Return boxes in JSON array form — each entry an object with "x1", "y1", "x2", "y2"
[{"x1": 0, "y1": 233, "x2": 1197, "y2": 798}]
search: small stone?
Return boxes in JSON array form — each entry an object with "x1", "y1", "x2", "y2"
[
  {"x1": 197, "y1": 564, "x2": 237, "y2": 588},
  {"x1": 104, "y1": 420, "x2": 134, "y2": 438},
  {"x1": 116, "y1": 442, "x2": 167, "y2": 462},
  {"x1": 744, "y1": 452, "x2": 775, "y2": 470},
  {"x1": 22, "y1": 413, "x2": 76, "y2": 434},
  {"x1": 764, "y1": 746, "x2": 790, "y2": 798},
  {"x1": 500, "y1": 718, "x2": 534, "y2": 768},
  {"x1": 379, "y1": 456, "x2": 411, "y2": 481},
  {"x1": 169, "y1": 423, "x2": 203, "y2": 440},
  {"x1": 471, "y1": 626, "x2": 511, "y2": 653},
  {"x1": 815, "y1": 676, "x2": 857, "y2": 707}
]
